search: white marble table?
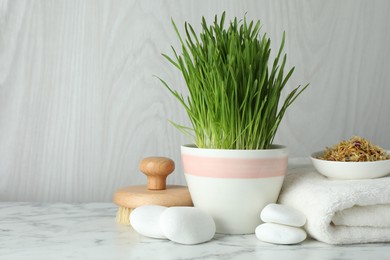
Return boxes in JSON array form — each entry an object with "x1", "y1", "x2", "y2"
[{"x1": 0, "y1": 202, "x2": 389, "y2": 260}]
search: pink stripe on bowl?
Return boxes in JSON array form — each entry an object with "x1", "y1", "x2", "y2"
[{"x1": 182, "y1": 154, "x2": 288, "y2": 179}]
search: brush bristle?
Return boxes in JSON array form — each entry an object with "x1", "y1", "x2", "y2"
[{"x1": 116, "y1": 207, "x2": 133, "y2": 225}]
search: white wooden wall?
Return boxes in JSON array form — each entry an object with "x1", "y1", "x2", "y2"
[{"x1": 1, "y1": 0, "x2": 390, "y2": 202}]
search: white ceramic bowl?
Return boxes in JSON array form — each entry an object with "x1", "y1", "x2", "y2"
[
  {"x1": 181, "y1": 144, "x2": 288, "y2": 234},
  {"x1": 310, "y1": 151, "x2": 390, "y2": 180}
]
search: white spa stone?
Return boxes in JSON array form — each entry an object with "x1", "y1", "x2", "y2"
[
  {"x1": 255, "y1": 223, "x2": 307, "y2": 245},
  {"x1": 160, "y1": 207, "x2": 216, "y2": 245},
  {"x1": 130, "y1": 205, "x2": 168, "y2": 239},
  {"x1": 260, "y1": 203, "x2": 306, "y2": 227}
]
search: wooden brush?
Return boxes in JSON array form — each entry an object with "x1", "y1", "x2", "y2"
[{"x1": 113, "y1": 157, "x2": 193, "y2": 225}]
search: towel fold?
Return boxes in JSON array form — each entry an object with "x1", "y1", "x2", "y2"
[{"x1": 278, "y1": 164, "x2": 390, "y2": 244}]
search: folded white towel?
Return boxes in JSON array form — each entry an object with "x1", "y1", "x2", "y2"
[{"x1": 278, "y1": 164, "x2": 390, "y2": 244}]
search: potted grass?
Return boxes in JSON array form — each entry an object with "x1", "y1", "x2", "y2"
[{"x1": 158, "y1": 12, "x2": 308, "y2": 234}]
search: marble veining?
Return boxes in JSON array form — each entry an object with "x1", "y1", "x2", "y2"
[{"x1": 0, "y1": 202, "x2": 389, "y2": 260}]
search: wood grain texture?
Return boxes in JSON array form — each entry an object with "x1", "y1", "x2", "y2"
[
  {"x1": 113, "y1": 185, "x2": 193, "y2": 209},
  {"x1": 1, "y1": 0, "x2": 390, "y2": 202}
]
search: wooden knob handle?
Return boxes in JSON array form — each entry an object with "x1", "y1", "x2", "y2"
[{"x1": 139, "y1": 157, "x2": 175, "y2": 190}]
